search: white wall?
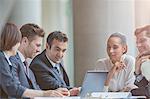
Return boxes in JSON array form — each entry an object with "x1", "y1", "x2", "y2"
[
  {"x1": 135, "y1": 0, "x2": 150, "y2": 27},
  {"x1": 8, "y1": 0, "x2": 42, "y2": 28},
  {"x1": 0, "y1": 0, "x2": 15, "y2": 33}
]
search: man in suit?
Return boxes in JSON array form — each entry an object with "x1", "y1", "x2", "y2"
[
  {"x1": 8, "y1": 23, "x2": 68, "y2": 98},
  {"x1": 131, "y1": 25, "x2": 150, "y2": 98},
  {"x1": 30, "y1": 31, "x2": 80, "y2": 96},
  {"x1": 12, "y1": 23, "x2": 44, "y2": 90},
  {"x1": 0, "y1": 23, "x2": 66, "y2": 98}
]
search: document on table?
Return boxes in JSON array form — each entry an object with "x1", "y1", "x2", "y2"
[{"x1": 91, "y1": 92, "x2": 131, "y2": 98}]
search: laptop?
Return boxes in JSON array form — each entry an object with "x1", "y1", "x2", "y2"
[{"x1": 79, "y1": 70, "x2": 108, "y2": 97}]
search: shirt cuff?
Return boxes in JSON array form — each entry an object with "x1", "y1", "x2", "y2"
[
  {"x1": 103, "y1": 86, "x2": 109, "y2": 92},
  {"x1": 135, "y1": 73, "x2": 144, "y2": 82}
]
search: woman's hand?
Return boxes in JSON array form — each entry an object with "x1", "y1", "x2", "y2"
[
  {"x1": 105, "y1": 61, "x2": 125, "y2": 86},
  {"x1": 114, "y1": 61, "x2": 125, "y2": 73}
]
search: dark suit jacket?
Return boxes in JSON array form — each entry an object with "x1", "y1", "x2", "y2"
[
  {"x1": 0, "y1": 51, "x2": 40, "y2": 98},
  {"x1": 131, "y1": 76, "x2": 150, "y2": 98},
  {"x1": 0, "y1": 51, "x2": 26, "y2": 98},
  {"x1": 30, "y1": 50, "x2": 70, "y2": 90}
]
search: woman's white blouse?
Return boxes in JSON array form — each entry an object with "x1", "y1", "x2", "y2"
[{"x1": 95, "y1": 54, "x2": 137, "y2": 92}]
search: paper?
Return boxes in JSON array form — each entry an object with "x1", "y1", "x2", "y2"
[{"x1": 91, "y1": 92, "x2": 131, "y2": 98}]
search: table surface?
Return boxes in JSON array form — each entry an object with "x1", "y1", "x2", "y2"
[
  {"x1": 34, "y1": 91, "x2": 146, "y2": 99},
  {"x1": 34, "y1": 96, "x2": 146, "y2": 99}
]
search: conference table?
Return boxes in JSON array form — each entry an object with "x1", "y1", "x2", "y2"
[
  {"x1": 34, "y1": 92, "x2": 146, "y2": 99},
  {"x1": 34, "y1": 96, "x2": 146, "y2": 99}
]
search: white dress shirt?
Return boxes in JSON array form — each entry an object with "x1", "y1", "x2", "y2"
[
  {"x1": 3, "y1": 51, "x2": 12, "y2": 66},
  {"x1": 17, "y1": 51, "x2": 30, "y2": 76},
  {"x1": 45, "y1": 54, "x2": 63, "y2": 79},
  {"x1": 95, "y1": 54, "x2": 137, "y2": 92},
  {"x1": 45, "y1": 54, "x2": 61, "y2": 73},
  {"x1": 17, "y1": 51, "x2": 25, "y2": 63}
]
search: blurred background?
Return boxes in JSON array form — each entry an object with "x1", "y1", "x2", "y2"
[{"x1": 0, "y1": 0, "x2": 150, "y2": 87}]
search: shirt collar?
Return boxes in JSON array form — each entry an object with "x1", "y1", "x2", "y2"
[
  {"x1": 17, "y1": 50, "x2": 25, "y2": 62},
  {"x1": 45, "y1": 53, "x2": 56, "y2": 68},
  {"x1": 3, "y1": 51, "x2": 12, "y2": 66}
]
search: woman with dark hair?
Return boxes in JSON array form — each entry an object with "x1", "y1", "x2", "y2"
[{"x1": 95, "y1": 33, "x2": 137, "y2": 92}]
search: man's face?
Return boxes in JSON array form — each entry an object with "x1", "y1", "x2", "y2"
[
  {"x1": 107, "y1": 37, "x2": 126, "y2": 63},
  {"x1": 25, "y1": 36, "x2": 43, "y2": 59},
  {"x1": 136, "y1": 31, "x2": 150, "y2": 53},
  {"x1": 46, "y1": 39, "x2": 67, "y2": 63}
]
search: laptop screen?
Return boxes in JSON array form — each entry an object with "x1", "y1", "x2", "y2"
[{"x1": 80, "y1": 70, "x2": 108, "y2": 97}]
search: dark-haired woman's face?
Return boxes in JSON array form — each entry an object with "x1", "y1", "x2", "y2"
[{"x1": 107, "y1": 37, "x2": 126, "y2": 63}]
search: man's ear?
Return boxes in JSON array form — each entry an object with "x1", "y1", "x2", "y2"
[
  {"x1": 22, "y1": 37, "x2": 28, "y2": 44},
  {"x1": 46, "y1": 43, "x2": 49, "y2": 49},
  {"x1": 123, "y1": 45, "x2": 128, "y2": 54}
]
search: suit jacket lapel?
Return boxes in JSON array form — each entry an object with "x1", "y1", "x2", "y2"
[
  {"x1": 16, "y1": 53, "x2": 37, "y2": 89},
  {"x1": 43, "y1": 60, "x2": 67, "y2": 86},
  {"x1": 16, "y1": 54, "x2": 29, "y2": 77},
  {"x1": 60, "y1": 64, "x2": 70, "y2": 86},
  {"x1": 42, "y1": 51, "x2": 67, "y2": 86},
  {"x1": 52, "y1": 66, "x2": 67, "y2": 85}
]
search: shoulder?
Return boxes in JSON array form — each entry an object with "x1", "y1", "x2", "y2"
[
  {"x1": 95, "y1": 58, "x2": 109, "y2": 70},
  {"x1": 96, "y1": 58, "x2": 109, "y2": 64},
  {"x1": 124, "y1": 54, "x2": 135, "y2": 60},
  {"x1": 0, "y1": 51, "x2": 9, "y2": 65},
  {"x1": 124, "y1": 54, "x2": 135, "y2": 63},
  {"x1": 30, "y1": 50, "x2": 49, "y2": 68},
  {"x1": 32, "y1": 50, "x2": 46, "y2": 63},
  {"x1": 123, "y1": 54, "x2": 135, "y2": 70},
  {"x1": 35, "y1": 51, "x2": 45, "y2": 59},
  {"x1": 0, "y1": 52, "x2": 7, "y2": 66},
  {"x1": 0, "y1": 51, "x2": 5, "y2": 60}
]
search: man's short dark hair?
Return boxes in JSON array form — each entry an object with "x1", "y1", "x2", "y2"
[
  {"x1": 20, "y1": 23, "x2": 45, "y2": 41},
  {"x1": 47, "y1": 31, "x2": 68, "y2": 48},
  {"x1": 135, "y1": 25, "x2": 150, "y2": 38}
]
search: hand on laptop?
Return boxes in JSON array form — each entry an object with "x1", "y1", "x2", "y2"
[
  {"x1": 69, "y1": 87, "x2": 81, "y2": 96},
  {"x1": 44, "y1": 89, "x2": 64, "y2": 97},
  {"x1": 56, "y1": 88, "x2": 70, "y2": 96}
]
